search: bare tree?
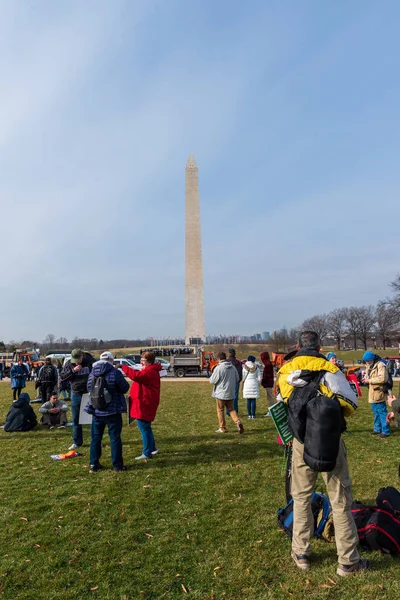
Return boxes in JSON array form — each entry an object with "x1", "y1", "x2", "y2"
[
  {"x1": 390, "y1": 274, "x2": 400, "y2": 310},
  {"x1": 344, "y1": 307, "x2": 360, "y2": 350},
  {"x1": 300, "y1": 314, "x2": 329, "y2": 344},
  {"x1": 43, "y1": 333, "x2": 56, "y2": 348},
  {"x1": 375, "y1": 302, "x2": 399, "y2": 349},
  {"x1": 327, "y1": 308, "x2": 347, "y2": 350},
  {"x1": 355, "y1": 305, "x2": 376, "y2": 350}
]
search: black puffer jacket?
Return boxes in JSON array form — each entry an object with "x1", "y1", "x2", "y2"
[
  {"x1": 60, "y1": 354, "x2": 94, "y2": 394},
  {"x1": 4, "y1": 393, "x2": 37, "y2": 432}
]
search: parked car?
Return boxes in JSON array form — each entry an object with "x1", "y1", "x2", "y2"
[
  {"x1": 155, "y1": 358, "x2": 171, "y2": 371},
  {"x1": 122, "y1": 354, "x2": 141, "y2": 364},
  {"x1": 113, "y1": 358, "x2": 141, "y2": 371}
]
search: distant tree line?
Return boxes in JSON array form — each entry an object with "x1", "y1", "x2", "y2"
[{"x1": 268, "y1": 274, "x2": 400, "y2": 352}]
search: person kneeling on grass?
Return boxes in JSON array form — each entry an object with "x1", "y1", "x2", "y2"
[
  {"x1": 39, "y1": 392, "x2": 69, "y2": 429},
  {"x1": 121, "y1": 351, "x2": 162, "y2": 460},
  {"x1": 4, "y1": 393, "x2": 37, "y2": 432},
  {"x1": 210, "y1": 352, "x2": 244, "y2": 434},
  {"x1": 85, "y1": 352, "x2": 130, "y2": 473}
]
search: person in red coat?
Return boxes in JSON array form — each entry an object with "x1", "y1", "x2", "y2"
[
  {"x1": 121, "y1": 351, "x2": 162, "y2": 460},
  {"x1": 260, "y1": 351, "x2": 275, "y2": 416}
]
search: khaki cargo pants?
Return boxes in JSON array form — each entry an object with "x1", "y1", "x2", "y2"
[{"x1": 291, "y1": 437, "x2": 360, "y2": 566}]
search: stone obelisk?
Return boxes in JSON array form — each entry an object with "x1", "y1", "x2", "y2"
[{"x1": 185, "y1": 154, "x2": 206, "y2": 345}]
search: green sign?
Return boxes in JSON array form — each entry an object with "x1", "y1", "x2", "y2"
[{"x1": 270, "y1": 401, "x2": 293, "y2": 444}]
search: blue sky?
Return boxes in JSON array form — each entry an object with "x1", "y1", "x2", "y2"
[{"x1": 1, "y1": 0, "x2": 399, "y2": 342}]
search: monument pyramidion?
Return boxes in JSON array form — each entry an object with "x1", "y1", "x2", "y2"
[{"x1": 185, "y1": 154, "x2": 206, "y2": 345}]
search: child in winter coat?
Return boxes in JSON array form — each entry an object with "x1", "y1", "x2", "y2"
[{"x1": 242, "y1": 355, "x2": 261, "y2": 418}]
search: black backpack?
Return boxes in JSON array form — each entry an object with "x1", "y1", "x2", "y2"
[
  {"x1": 288, "y1": 372, "x2": 342, "y2": 472},
  {"x1": 89, "y1": 375, "x2": 112, "y2": 410},
  {"x1": 352, "y1": 487, "x2": 400, "y2": 554},
  {"x1": 383, "y1": 372, "x2": 393, "y2": 394}
]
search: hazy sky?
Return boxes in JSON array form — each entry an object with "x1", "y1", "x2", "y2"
[{"x1": 1, "y1": 0, "x2": 399, "y2": 343}]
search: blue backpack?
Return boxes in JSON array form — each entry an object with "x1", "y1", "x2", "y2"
[{"x1": 278, "y1": 492, "x2": 332, "y2": 539}]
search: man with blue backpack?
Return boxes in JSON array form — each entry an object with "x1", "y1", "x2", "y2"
[
  {"x1": 276, "y1": 331, "x2": 369, "y2": 577},
  {"x1": 85, "y1": 351, "x2": 130, "y2": 473}
]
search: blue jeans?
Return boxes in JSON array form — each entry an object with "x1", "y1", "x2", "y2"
[
  {"x1": 71, "y1": 391, "x2": 84, "y2": 446},
  {"x1": 136, "y1": 419, "x2": 156, "y2": 457},
  {"x1": 90, "y1": 414, "x2": 123, "y2": 469},
  {"x1": 247, "y1": 398, "x2": 256, "y2": 417},
  {"x1": 372, "y1": 402, "x2": 390, "y2": 435}
]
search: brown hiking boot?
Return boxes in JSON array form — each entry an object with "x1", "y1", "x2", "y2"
[
  {"x1": 336, "y1": 558, "x2": 370, "y2": 577},
  {"x1": 236, "y1": 420, "x2": 244, "y2": 434},
  {"x1": 380, "y1": 433, "x2": 389, "y2": 438}
]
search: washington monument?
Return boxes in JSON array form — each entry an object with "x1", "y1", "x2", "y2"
[{"x1": 185, "y1": 154, "x2": 206, "y2": 345}]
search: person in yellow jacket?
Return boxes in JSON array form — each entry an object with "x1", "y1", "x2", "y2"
[
  {"x1": 276, "y1": 331, "x2": 369, "y2": 577},
  {"x1": 362, "y1": 350, "x2": 390, "y2": 438}
]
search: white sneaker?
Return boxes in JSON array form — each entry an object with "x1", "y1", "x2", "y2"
[
  {"x1": 151, "y1": 449, "x2": 159, "y2": 456},
  {"x1": 68, "y1": 443, "x2": 80, "y2": 450},
  {"x1": 248, "y1": 416, "x2": 252, "y2": 419},
  {"x1": 215, "y1": 428, "x2": 226, "y2": 433},
  {"x1": 135, "y1": 454, "x2": 151, "y2": 460},
  {"x1": 264, "y1": 412, "x2": 272, "y2": 417}
]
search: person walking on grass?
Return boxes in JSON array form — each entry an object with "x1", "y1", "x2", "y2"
[
  {"x1": 86, "y1": 352, "x2": 130, "y2": 473},
  {"x1": 122, "y1": 351, "x2": 162, "y2": 460},
  {"x1": 61, "y1": 348, "x2": 94, "y2": 450},
  {"x1": 276, "y1": 331, "x2": 368, "y2": 577},
  {"x1": 242, "y1": 355, "x2": 261, "y2": 419},
  {"x1": 260, "y1": 351, "x2": 274, "y2": 416},
  {"x1": 362, "y1": 350, "x2": 390, "y2": 438},
  {"x1": 10, "y1": 358, "x2": 28, "y2": 400},
  {"x1": 210, "y1": 352, "x2": 244, "y2": 433}
]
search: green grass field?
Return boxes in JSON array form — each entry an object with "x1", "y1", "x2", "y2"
[{"x1": 0, "y1": 381, "x2": 399, "y2": 599}]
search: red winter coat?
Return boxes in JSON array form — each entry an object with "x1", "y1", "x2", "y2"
[
  {"x1": 260, "y1": 352, "x2": 274, "y2": 388},
  {"x1": 122, "y1": 363, "x2": 162, "y2": 422}
]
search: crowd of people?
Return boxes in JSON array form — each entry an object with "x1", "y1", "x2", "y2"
[{"x1": 1, "y1": 335, "x2": 399, "y2": 576}]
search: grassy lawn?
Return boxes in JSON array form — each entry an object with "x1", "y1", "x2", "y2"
[{"x1": 0, "y1": 380, "x2": 399, "y2": 600}]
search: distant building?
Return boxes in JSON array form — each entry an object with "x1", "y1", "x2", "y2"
[{"x1": 262, "y1": 331, "x2": 270, "y2": 341}]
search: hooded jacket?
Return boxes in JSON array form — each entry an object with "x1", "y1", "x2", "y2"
[
  {"x1": 10, "y1": 364, "x2": 28, "y2": 389},
  {"x1": 60, "y1": 353, "x2": 94, "y2": 394},
  {"x1": 242, "y1": 361, "x2": 262, "y2": 398},
  {"x1": 38, "y1": 364, "x2": 58, "y2": 386},
  {"x1": 85, "y1": 360, "x2": 129, "y2": 417},
  {"x1": 209, "y1": 360, "x2": 239, "y2": 400},
  {"x1": 4, "y1": 393, "x2": 37, "y2": 432},
  {"x1": 122, "y1": 362, "x2": 162, "y2": 422},
  {"x1": 365, "y1": 358, "x2": 388, "y2": 403},
  {"x1": 260, "y1": 352, "x2": 274, "y2": 388}
]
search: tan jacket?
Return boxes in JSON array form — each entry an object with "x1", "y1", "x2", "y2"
[{"x1": 366, "y1": 360, "x2": 388, "y2": 404}]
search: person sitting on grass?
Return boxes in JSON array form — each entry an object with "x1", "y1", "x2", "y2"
[
  {"x1": 121, "y1": 351, "x2": 163, "y2": 460},
  {"x1": 210, "y1": 352, "x2": 244, "y2": 434},
  {"x1": 4, "y1": 393, "x2": 37, "y2": 432},
  {"x1": 39, "y1": 392, "x2": 69, "y2": 429}
]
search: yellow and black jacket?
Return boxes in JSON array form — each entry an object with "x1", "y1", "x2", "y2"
[{"x1": 277, "y1": 351, "x2": 358, "y2": 416}]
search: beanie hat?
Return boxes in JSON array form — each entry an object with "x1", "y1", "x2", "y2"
[
  {"x1": 326, "y1": 352, "x2": 336, "y2": 361},
  {"x1": 247, "y1": 355, "x2": 256, "y2": 363},
  {"x1": 362, "y1": 350, "x2": 376, "y2": 362},
  {"x1": 100, "y1": 351, "x2": 114, "y2": 361}
]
